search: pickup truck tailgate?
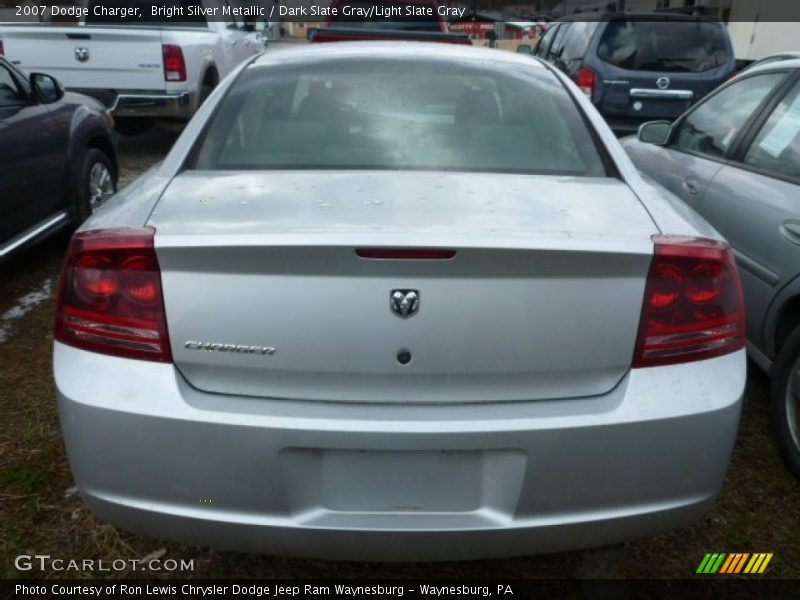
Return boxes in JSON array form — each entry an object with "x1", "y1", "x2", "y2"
[{"x1": 1, "y1": 26, "x2": 166, "y2": 92}]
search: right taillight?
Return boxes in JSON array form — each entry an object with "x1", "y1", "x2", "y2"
[
  {"x1": 633, "y1": 236, "x2": 745, "y2": 368},
  {"x1": 162, "y1": 44, "x2": 186, "y2": 82},
  {"x1": 55, "y1": 228, "x2": 172, "y2": 363},
  {"x1": 575, "y1": 66, "x2": 596, "y2": 99}
]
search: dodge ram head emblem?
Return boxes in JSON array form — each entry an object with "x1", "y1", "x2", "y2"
[
  {"x1": 74, "y1": 47, "x2": 89, "y2": 62},
  {"x1": 656, "y1": 76, "x2": 670, "y2": 90},
  {"x1": 390, "y1": 290, "x2": 420, "y2": 318}
]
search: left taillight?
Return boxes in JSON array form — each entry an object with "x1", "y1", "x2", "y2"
[
  {"x1": 574, "y1": 66, "x2": 596, "y2": 100},
  {"x1": 55, "y1": 228, "x2": 172, "y2": 363},
  {"x1": 162, "y1": 44, "x2": 186, "y2": 82}
]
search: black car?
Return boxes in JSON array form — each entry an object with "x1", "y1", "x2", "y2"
[
  {"x1": 0, "y1": 56, "x2": 118, "y2": 261},
  {"x1": 535, "y1": 14, "x2": 736, "y2": 135}
]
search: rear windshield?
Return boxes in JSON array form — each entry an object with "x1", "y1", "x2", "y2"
[
  {"x1": 329, "y1": 2, "x2": 441, "y2": 31},
  {"x1": 597, "y1": 20, "x2": 729, "y2": 73},
  {"x1": 192, "y1": 59, "x2": 608, "y2": 177}
]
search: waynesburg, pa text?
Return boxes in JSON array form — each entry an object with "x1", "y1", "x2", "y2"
[{"x1": 14, "y1": 584, "x2": 513, "y2": 597}]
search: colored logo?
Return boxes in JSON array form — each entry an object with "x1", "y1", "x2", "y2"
[{"x1": 696, "y1": 552, "x2": 773, "y2": 574}]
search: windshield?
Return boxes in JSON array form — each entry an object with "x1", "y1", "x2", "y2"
[
  {"x1": 597, "y1": 19, "x2": 729, "y2": 73},
  {"x1": 192, "y1": 58, "x2": 608, "y2": 177}
]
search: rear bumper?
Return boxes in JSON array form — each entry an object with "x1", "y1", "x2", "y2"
[
  {"x1": 54, "y1": 343, "x2": 745, "y2": 560},
  {"x1": 71, "y1": 88, "x2": 194, "y2": 120}
]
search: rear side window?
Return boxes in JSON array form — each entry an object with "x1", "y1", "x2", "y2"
[
  {"x1": 560, "y1": 21, "x2": 599, "y2": 62},
  {"x1": 0, "y1": 65, "x2": 23, "y2": 105},
  {"x1": 547, "y1": 23, "x2": 571, "y2": 60},
  {"x1": 193, "y1": 59, "x2": 608, "y2": 177},
  {"x1": 535, "y1": 23, "x2": 559, "y2": 57},
  {"x1": 744, "y1": 79, "x2": 800, "y2": 180},
  {"x1": 672, "y1": 72, "x2": 786, "y2": 158},
  {"x1": 597, "y1": 19, "x2": 729, "y2": 72}
]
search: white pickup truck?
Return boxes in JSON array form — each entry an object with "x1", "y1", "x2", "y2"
[{"x1": 0, "y1": 0, "x2": 267, "y2": 133}]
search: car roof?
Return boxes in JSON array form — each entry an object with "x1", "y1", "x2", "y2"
[
  {"x1": 251, "y1": 41, "x2": 548, "y2": 71},
  {"x1": 743, "y1": 57, "x2": 800, "y2": 75}
]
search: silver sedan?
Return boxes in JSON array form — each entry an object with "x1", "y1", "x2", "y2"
[
  {"x1": 622, "y1": 58, "x2": 800, "y2": 480},
  {"x1": 53, "y1": 43, "x2": 746, "y2": 560}
]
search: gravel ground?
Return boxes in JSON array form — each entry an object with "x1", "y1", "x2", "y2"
[{"x1": 0, "y1": 127, "x2": 798, "y2": 581}]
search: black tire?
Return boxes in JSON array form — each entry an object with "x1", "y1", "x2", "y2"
[
  {"x1": 72, "y1": 149, "x2": 116, "y2": 225},
  {"x1": 771, "y1": 326, "x2": 800, "y2": 479},
  {"x1": 114, "y1": 117, "x2": 154, "y2": 137},
  {"x1": 198, "y1": 83, "x2": 214, "y2": 108}
]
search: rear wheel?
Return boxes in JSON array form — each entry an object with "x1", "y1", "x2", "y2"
[
  {"x1": 72, "y1": 149, "x2": 116, "y2": 225},
  {"x1": 771, "y1": 326, "x2": 800, "y2": 479}
]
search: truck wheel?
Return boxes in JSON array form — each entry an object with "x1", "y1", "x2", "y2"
[
  {"x1": 72, "y1": 149, "x2": 116, "y2": 225},
  {"x1": 772, "y1": 326, "x2": 800, "y2": 479},
  {"x1": 198, "y1": 83, "x2": 214, "y2": 107},
  {"x1": 114, "y1": 117, "x2": 154, "y2": 136}
]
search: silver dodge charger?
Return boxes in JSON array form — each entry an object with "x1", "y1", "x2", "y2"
[{"x1": 54, "y1": 43, "x2": 747, "y2": 560}]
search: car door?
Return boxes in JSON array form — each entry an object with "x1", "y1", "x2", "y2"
[
  {"x1": 0, "y1": 63, "x2": 60, "y2": 244},
  {"x1": 700, "y1": 74, "x2": 800, "y2": 347},
  {"x1": 653, "y1": 70, "x2": 791, "y2": 211}
]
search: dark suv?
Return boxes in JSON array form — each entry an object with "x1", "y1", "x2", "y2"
[{"x1": 535, "y1": 14, "x2": 736, "y2": 135}]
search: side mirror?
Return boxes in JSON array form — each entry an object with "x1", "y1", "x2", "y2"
[
  {"x1": 30, "y1": 73, "x2": 64, "y2": 104},
  {"x1": 516, "y1": 44, "x2": 532, "y2": 55},
  {"x1": 637, "y1": 120, "x2": 672, "y2": 146}
]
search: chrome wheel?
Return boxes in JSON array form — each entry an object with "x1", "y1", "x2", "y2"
[
  {"x1": 787, "y1": 359, "x2": 800, "y2": 451},
  {"x1": 88, "y1": 162, "x2": 114, "y2": 211}
]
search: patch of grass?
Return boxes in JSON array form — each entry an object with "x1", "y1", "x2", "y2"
[{"x1": 0, "y1": 462, "x2": 50, "y2": 497}]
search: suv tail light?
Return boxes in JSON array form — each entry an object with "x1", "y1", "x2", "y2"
[
  {"x1": 575, "y1": 66, "x2": 596, "y2": 99},
  {"x1": 162, "y1": 44, "x2": 186, "y2": 82},
  {"x1": 55, "y1": 228, "x2": 172, "y2": 363},
  {"x1": 633, "y1": 236, "x2": 745, "y2": 368}
]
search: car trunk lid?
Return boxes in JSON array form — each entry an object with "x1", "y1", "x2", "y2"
[{"x1": 152, "y1": 171, "x2": 658, "y2": 403}]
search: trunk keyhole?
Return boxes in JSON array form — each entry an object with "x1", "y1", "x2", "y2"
[{"x1": 397, "y1": 350, "x2": 412, "y2": 365}]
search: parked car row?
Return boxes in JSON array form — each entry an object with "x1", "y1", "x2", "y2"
[
  {"x1": 0, "y1": 0, "x2": 268, "y2": 135},
  {"x1": 623, "y1": 59, "x2": 800, "y2": 479}
]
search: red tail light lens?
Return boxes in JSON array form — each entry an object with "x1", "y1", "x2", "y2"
[
  {"x1": 633, "y1": 236, "x2": 745, "y2": 368},
  {"x1": 55, "y1": 228, "x2": 172, "y2": 363},
  {"x1": 162, "y1": 44, "x2": 186, "y2": 82},
  {"x1": 575, "y1": 66, "x2": 596, "y2": 99}
]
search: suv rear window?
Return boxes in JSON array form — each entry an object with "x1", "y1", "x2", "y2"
[
  {"x1": 597, "y1": 19, "x2": 729, "y2": 73},
  {"x1": 192, "y1": 59, "x2": 608, "y2": 177}
]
